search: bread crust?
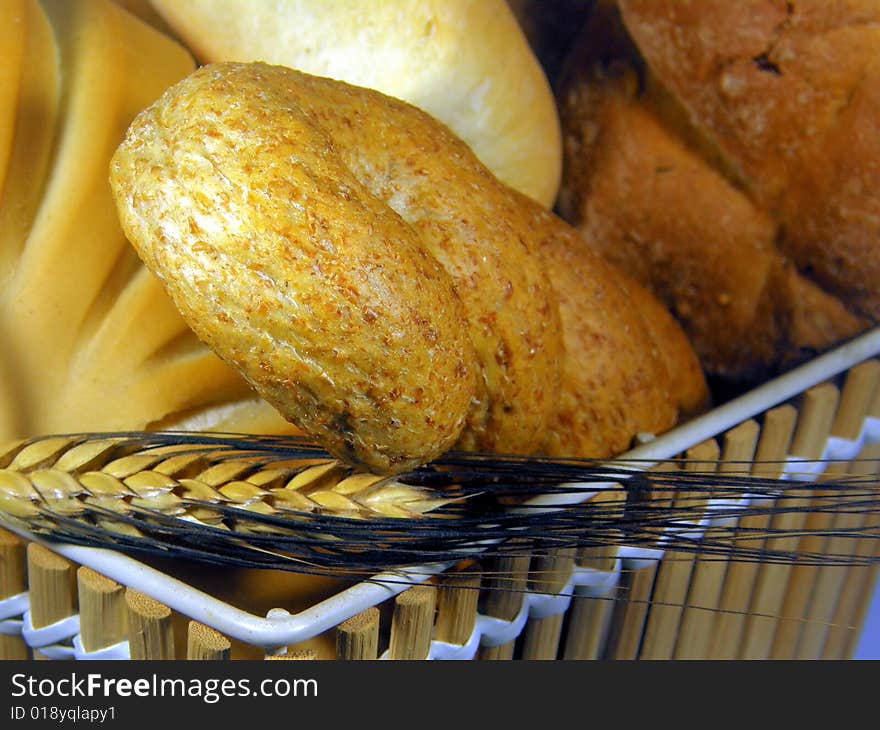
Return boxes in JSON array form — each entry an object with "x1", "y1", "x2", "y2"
[
  {"x1": 111, "y1": 63, "x2": 478, "y2": 474},
  {"x1": 558, "y1": 2, "x2": 873, "y2": 383},
  {"x1": 112, "y1": 62, "x2": 707, "y2": 468},
  {"x1": 148, "y1": 0, "x2": 563, "y2": 208},
  {"x1": 537, "y1": 216, "x2": 703, "y2": 459},
  {"x1": 271, "y1": 71, "x2": 564, "y2": 456}
]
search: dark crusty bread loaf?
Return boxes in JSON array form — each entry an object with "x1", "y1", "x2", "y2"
[
  {"x1": 558, "y1": 0, "x2": 876, "y2": 384},
  {"x1": 537, "y1": 210, "x2": 708, "y2": 458}
]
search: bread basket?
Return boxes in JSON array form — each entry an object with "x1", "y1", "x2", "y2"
[
  {"x1": 2, "y1": 327, "x2": 878, "y2": 660},
  {"x1": 2, "y1": 0, "x2": 878, "y2": 661}
]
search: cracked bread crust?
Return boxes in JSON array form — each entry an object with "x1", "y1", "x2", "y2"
[
  {"x1": 558, "y1": 1, "x2": 875, "y2": 383},
  {"x1": 618, "y1": 0, "x2": 880, "y2": 319}
]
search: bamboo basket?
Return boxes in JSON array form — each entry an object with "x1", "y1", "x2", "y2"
[{"x1": 1, "y1": 328, "x2": 879, "y2": 660}]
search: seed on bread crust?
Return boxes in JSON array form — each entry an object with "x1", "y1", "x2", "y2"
[{"x1": 110, "y1": 63, "x2": 477, "y2": 474}]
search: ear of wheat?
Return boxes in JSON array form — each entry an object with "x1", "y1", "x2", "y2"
[{"x1": 0, "y1": 432, "x2": 877, "y2": 576}]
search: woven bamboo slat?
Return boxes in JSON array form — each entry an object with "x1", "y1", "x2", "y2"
[
  {"x1": 77, "y1": 567, "x2": 126, "y2": 653},
  {"x1": 769, "y1": 469, "x2": 845, "y2": 659},
  {"x1": 560, "y1": 546, "x2": 618, "y2": 660},
  {"x1": 673, "y1": 421, "x2": 760, "y2": 659},
  {"x1": 27, "y1": 543, "x2": 76, "y2": 660},
  {"x1": 0, "y1": 528, "x2": 28, "y2": 659},
  {"x1": 559, "y1": 484, "x2": 628, "y2": 660},
  {"x1": 604, "y1": 564, "x2": 657, "y2": 659},
  {"x1": 435, "y1": 567, "x2": 481, "y2": 648},
  {"x1": 786, "y1": 365, "x2": 880, "y2": 658},
  {"x1": 841, "y1": 511, "x2": 880, "y2": 659},
  {"x1": 187, "y1": 620, "x2": 231, "y2": 660},
  {"x1": 739, "y1": 383, "x2": 841, "y2": 659},
  {"x1": 769, "y1": 384, "x2": 842, "y2": 658},
  {"x1": 843, "y1": 380, "x2": 880, "y2": 658},
  {"x1": 126, "y1": 588, "x2": 175, "y2": 660},
  {"x1": 388, "y1": 585, "x2": 436, "y2": 660},
  {"x1": 605, "y1": 461, "x2": 680, "y2": 660},
  {"x1": 822, "y1": 446, "x2": 880, "y2": 658},
  {"x1": 834, "y1": 383, "x2": 880, "y2": 660},
  {"x1": 637, "y1": 440, "x2": 718, "y2": 659},
  {"x1": 520, "y1": 548, "x2": 576, "y2": 659},
  {"x1": 477, "y1": 552, "x2": 531, "y2": 660},
  {"x1": 706, "y1": 406, "x2": 797, "y2": 658},
  {"x1": 336, "y1": 607, "x2": 380, "y2": 660},
  {"x1": 796, "y1": 464, "x2": 874, "y2": 658}
]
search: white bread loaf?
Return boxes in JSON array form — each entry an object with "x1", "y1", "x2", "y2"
[
  {"x1": 0, "y1": 0, "x2": 300, "y2": 440},
  {"x1": 146, "y1": 0, "x2": 563, "y2": 208}
]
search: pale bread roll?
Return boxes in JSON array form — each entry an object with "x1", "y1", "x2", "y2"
[
  {"x1": 147, "y1": 0, "x2": 562, "y2": 208},
  {"x1": 0, "y1": 0, "x2": 302, "y2": 440}
]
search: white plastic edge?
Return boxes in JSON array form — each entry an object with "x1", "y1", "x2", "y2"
[
  {"x1": 0, "y1": 620, "x2": 22, "y2": 637},
  {"x1": 573, "y1": 561, "x2": 622, "y2": 597},
  {"x1": 0, "y1": 591, "x2": 29, "y2": 637},
  {"x1": 428, "y1": 631, "x2": 481, "y2": 661},
  {"x1": 72, "y1": 635, "x2": 131, "y2": 661},
  {"x1": 0, "y1": 591, "x2": 29, "y2": 621},
  {"x1": 21, "y1": 610, "x2": 80, "y2": 659}
]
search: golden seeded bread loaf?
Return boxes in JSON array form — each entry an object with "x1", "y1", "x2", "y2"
[
  {"x1": 287, "y1": 67, "x2": 708, "y2": 456},
  {"x1": 144, "y1": 0, "x2": 563, "y2": 208},
  {"x1": 286, "y1": 72, "x2": 563, "y2": 456},
  {"x1": 111, "y1": 64, "x2": 478, "y2": 474},
  {"x1": 537, "y1": 215, "x2": 708, "y2": 458},
  {"x1": 0, "y1": 0, "x2": 302, "y2": 440},
  {"x1": 111, "y1": 62, "x2": 708, "y2": 471},
  {"x1": 558, "y1": 1, "x2": 876, "y2": 384}
]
